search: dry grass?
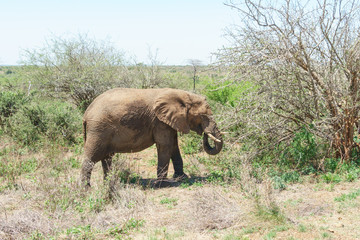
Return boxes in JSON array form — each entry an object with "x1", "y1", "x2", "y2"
[
  {"x1": 183, "y1": 187, "x2": 242, "y2": 230},
  {"x1": 0, "y1": 209, "x2": 54, "y2": 239},
  {"x1": 1, "y1": 139, "x2": 360, "y2": 239}
]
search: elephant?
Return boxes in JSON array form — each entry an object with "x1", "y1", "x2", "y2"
[{"x1": 80, "y1": 88, "x2": 223, "y2": 188}]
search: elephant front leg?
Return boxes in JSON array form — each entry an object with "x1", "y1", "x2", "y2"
[
  {"x1": 171, "y1": 136, "x2": 189, "y2": 180},
  {"x1": 156, "y1": 143, "x2": 171, "y2": 179}
]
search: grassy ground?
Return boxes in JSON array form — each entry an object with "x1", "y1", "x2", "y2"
[{"x1": 1, "y1": 135, "x2": 360, "y2": 240}]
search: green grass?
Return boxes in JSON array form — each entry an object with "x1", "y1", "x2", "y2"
[
  {"x1": 321, "y1": 231, "x2": 331, "y2": 238},
  {"x1": 298, "y1": 224, "x2": 307, "y2": 232},
  {"x1": 255, "y1": 201, "x2": 286, "y2": 224},
  {"x1": 321, "y1": 172, "x2": 342, "y2": 184},
  {"x1": 108, "y1": 218, "x2": 145, "y2": 236},
  {"x1": 334, "y1": 188, "x2": 360, "y2": 202},
  {"x1": 160, "y1": 197, "x2": 178, "y2": 204},
  {"x1": 149, "y1": 227, "x2": 185, "y2": 240},
  {"x1": 160, "y1": 197, "x2": 178, "y2": 209}
]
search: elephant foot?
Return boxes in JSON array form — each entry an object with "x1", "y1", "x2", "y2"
[{"x1": 173, "y1": 172, "x2": 189, "y2": 181}]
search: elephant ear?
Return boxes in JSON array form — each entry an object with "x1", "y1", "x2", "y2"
[{"x1": 153, "y1": 90, "x2": 190, "y2": 134}]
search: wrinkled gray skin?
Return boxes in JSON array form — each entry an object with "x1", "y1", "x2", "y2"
[{"x1": 81, "y1": 88, "x2": 223, "y2": 188}]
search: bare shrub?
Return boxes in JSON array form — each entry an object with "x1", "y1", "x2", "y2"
[
  {"x1": 235, "y1": 153, "x2": 286, "y2": 223},
  {"x1": 103, "y1": 155, "x2": 149, "y2": 208},
  {"x1": 185, "y1": 187, "x2": 241, "y2": 230},
  {"x1": 219, "y1": 0, "x2": 360, "y2": 163},
  {"x1": 108, "y1": 184, "x2": 149, "y2": 210},
  {"x1": 89, "y1": 156, "x2": 150, "y2": 232},
  {"x1": 129, "y1": 48, "x2": 166, "y2": 89},
  {"x1": 22, "y1": 34, "x2": 131, "y2": 111},
  {"x1": 91, "y1": 186, "x2": 149, "y2": 231},
  {"x1": 0, "y1": 209, "x2": 54, "y2": 238}
]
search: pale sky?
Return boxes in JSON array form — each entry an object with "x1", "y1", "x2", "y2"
[{"x1": 0, "y1": 0, "x2": 237, "y2": 65}]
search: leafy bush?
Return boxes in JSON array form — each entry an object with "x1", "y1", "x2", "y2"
[
  {"x1": 199, "y1": 154, "x2": 243, "y2": 183},
  {"x1": 344, "y1": 169, "x2": 360, "y2": 182},
  {"x1": 272, "y1": 176, "x2": 286, "y2": 190},
  {"x1": 0, "y1": 90, "x2": 29, "y2": 126},
  {"x1": 23, "y1": 105, "x2": 47, "y2": 132},
  {"x1": 321, "y1": 172, "x2": 342, "y2": 183},
  {"x1": 5, "y1": 70, "x2": 13, "y2": 74},
  {"x1": 45, "y1": 102, "x2": 81, "y2": 142},
  {"x1": 272, "y1": 170, "x2": 302, "y2": 190},
  {"x1": 203, "y1": 79, "x2": 255, "y2": 107},
  {"x1": 324, "y1": 158, "x2": 340, "y2": 172},
  {"x1": 180, "y1": 132, "x2": 202, "y2": 154},
  {"x1": 280, "y1": 126, "x2": 318, "y2": 170},
  {"x1": 337, "y1": 162, "x2": 360, "y2": 182},
  {"x1": 8, "y1": 100, "x2": 81, "y2": 146}
]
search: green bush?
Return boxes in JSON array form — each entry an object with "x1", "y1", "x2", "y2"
[
  {"x1": 200, "y1": 154, "x2": 243, "y2": 183},
  {"x1": 321, "y1": 172, "x2": 342, "y2": 183},
  {"x1": 8, "y1": 111, "x2": 40, "y2": 145},
  {"x1": 272, "y1": 176, "x2": 286, "y2": 190},
  {"x1": 8, "y1": 100, "x2": 81, "y2": 146},
  {"x1": 344, "y1": 169, "x2": 360, "y2": 182},
  {"x1": 280, "y1": 126, "x2": 317, "y2": 170},
  {"x1": 45, "y1": 102, "x2": 81, "y2": 142},
  {"x1": 281, "y1": 171, "x2": 300, "y2": 183},
  {"x1": 203, "y1": 79, "x2": 255, "y2": 107},
  {"x1": 271, "y1": 171, "x2": 301, "y2": 190},
  {"x1": 180, "y1": 132, "x2": 202, "y2": 154},
  {"x1": 23, "y1": 105, "x2": 47, "y2": 132},
  {"x1": 0, "y1": 90, "x2": 29, "y2": 125}
]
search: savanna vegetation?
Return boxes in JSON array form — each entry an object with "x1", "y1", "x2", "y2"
[{"x1": 2, "y1": 0, "x2": 360, "y2": 239}]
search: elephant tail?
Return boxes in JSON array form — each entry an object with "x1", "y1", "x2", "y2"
[{"x1": 83, "y1": 120, "x2": 87, "y2": 143}]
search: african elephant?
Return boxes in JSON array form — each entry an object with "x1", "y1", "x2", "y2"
[{"x1": 80, "y1": 88, "x2": 223, "y2": 187}]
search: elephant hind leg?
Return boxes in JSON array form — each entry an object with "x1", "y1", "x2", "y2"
[
  {"x1": 81, "y1": 139, "x2": 110, "y2": 188},
  {"x1": 101, "y1": 153, "x2": 114, "y2": 181},
  {"x1": 81, "y1": 157, "x2": 95, "y2": 189}
]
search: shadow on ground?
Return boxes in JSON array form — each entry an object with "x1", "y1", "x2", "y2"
[{"x1": 135, "y1": 176, "x2": 208, "y2": 189}]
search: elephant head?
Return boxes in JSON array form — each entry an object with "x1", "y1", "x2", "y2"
[{"x1": 154, "y1": 90, "x2": 223, "y2": 155}]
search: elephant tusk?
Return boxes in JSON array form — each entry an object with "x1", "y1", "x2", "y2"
[{"x1": 207, "y1": 133, "x2": 222, "y2": 143}]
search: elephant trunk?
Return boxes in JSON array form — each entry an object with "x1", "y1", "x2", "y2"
[{"x1": 201, "y1": 116, "x2": 223, "y2": 155}]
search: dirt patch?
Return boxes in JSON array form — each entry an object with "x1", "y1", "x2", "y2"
[{"x1": 274, "y1": 182, "x2": 360, "y2": 239}]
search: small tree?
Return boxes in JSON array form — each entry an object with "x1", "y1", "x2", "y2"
[
  {"x1": 23, "y1": 34, "x2": 131, "y2": 111},
  {"x1": 187, "y1": 59, "x2": 203, "y2": 91},
  {"x1": 131, "y1": 47, "x2": 165, "y2": 89},
  {"x1": 218, "y1": 0, "x2": 360, "y2": 163}
]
